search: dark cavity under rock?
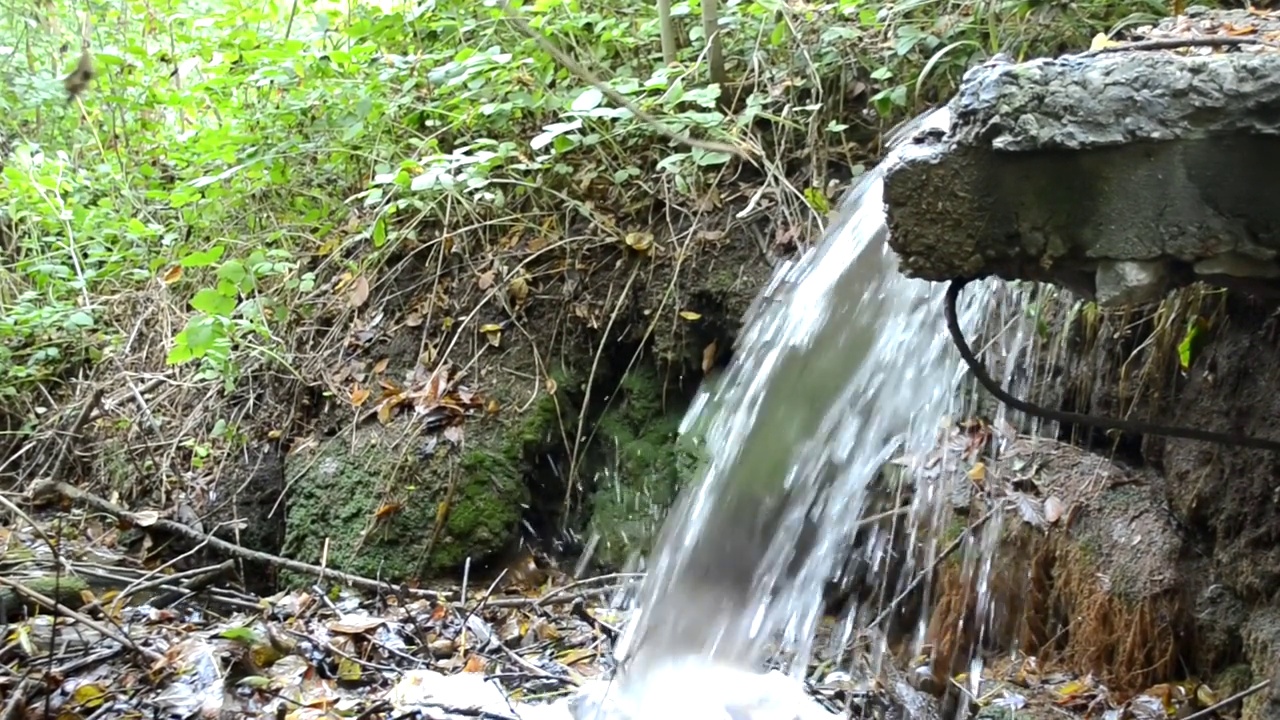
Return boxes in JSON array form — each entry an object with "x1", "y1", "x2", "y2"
[{"x1": 883, "y1": 9, "x2": 1280, "y2": 306}]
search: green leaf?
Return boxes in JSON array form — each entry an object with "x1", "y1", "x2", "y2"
[
  {"x1": 218, "y1": 626, "x2": 260, "y2": 644},
  {"x1": 190, "y1": 289, "x2": 237, "y2": 317},
  {"x1": 372, "y1": 216, "x2": 388, "y2": 248},
  {"x1": 181, "y1": 246, "x2": 227, "y2": 268},
  {"x1": 66, "y1": 311, "x2": 95, "y2": 328}
]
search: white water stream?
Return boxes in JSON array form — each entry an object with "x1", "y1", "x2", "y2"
[{"x1": 567, "y1": 107, "x2": 1037, "y2": 720}]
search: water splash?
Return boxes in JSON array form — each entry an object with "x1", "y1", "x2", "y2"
[{"x1": 572, "y1": 107, "x2": 1030, "y2": 719}]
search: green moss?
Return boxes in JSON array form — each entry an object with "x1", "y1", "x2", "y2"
[
  {"x1": 585, "y1": 365, "x2": 701, "y2": 568},
  {"x1": 281, "y1": 420, "x2": 531, "y2": 587}
]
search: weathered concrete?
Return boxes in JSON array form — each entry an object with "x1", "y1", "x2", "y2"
[{"x1": 884, "y1": 9, "x2": 1280, "y2": 305}]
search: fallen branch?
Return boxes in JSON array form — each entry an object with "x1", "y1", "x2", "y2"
[
  {"x1": 0, "y1": 575, "x2": 164, "y2": 665},
  {"x1": 28, "y1": 479, "x2": 450, "y2": 602}
]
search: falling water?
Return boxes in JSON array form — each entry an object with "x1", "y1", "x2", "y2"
[{"x1": 571, "y1": 106, "x2": 1036, "y2": 720}]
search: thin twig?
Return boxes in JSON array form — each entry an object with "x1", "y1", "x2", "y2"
[{"x1": 1078, "y1": 35, "x2": 1279, "y2": 57}]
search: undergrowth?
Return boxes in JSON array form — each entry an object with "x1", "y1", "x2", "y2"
[{"x1": 0, "y1": 0, "x2": 1187, "y2": 480}]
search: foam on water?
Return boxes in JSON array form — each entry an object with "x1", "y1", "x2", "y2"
[{"x1": 570, "y1": 107, "x2": 1020, "y2": 719}]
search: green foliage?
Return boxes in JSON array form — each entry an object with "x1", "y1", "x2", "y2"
[{"x1": 0, "y1": 0, "x2": 1186, "y2": 403}]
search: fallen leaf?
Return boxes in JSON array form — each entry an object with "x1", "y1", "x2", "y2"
[
  {"x1": 374, "y1": 503, "x2": 402, "y2": 521},
  {"x1": 406, "y1": 313, "x2": 424, "y2": 328},
  {"x1": 161, "y1": 266, "x2": 183, "y2": 284},
  {"x1": 373, "y1": 358, "x2": 390, "y2": 374},
  {"x1": 351, "y1": 385, "x2": 371, "y2": 407},
  {"x1": 486, "y1": 399, "x2": 500, "y2": 415},
  {"x1": 348, "y1": 275, "x2": 370, "y2": 308},
  {"x1": 624, "y1": 231, "x2": 653, "y2": 253},
  {"x1": 545, "y1": 376, "x2": 558, "y2": 395},
  {"x1": 443, "y1": 425, "x2": 464, "y2": 444},
  {"x1": 477, "y1": 270, "x2": 496, "y2": 290},
  {"x1": 678, "y1": 310, "x2": 702, "y2": 321},
  {"x1": 134, "y1": 510, "x2": 160, "y2": 527},
  {"x1": 967, "y1": 462, "x2": 986, "y2": 483},
  {"x1": 1044, "y1": 495, "x2": 1066, "y2": 524},
  {"x1": 509, "y1": 277, "x2": 530, "y2": 302},
  {"x1": 701, "y1": 340, "x2": 719, "y2": 374},
  {"x1": 463, "y1": 654, "x2": 485, "y2": 673}
]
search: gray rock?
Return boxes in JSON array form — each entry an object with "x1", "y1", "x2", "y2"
[{"x1": 882, "y1": 24, "x2": 1280, "y2": 303}]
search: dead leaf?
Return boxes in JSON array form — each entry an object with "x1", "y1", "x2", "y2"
[
  {"x1": 678, "y1": 310, "x2": 702, "y2": 321},
  {"x1": 486, "y1": 399, "x2": 500, "y2": 415},
  {"x1": 967, "y1": 462, "x2": 986, "y2": 484},
  {"x1": 161, "y1": 266, "x2": 183, "y2": 284},
  {"x1": 406, "y1": 313, "x2": 424, "y2": 328},
  {"x1": 1044, "y1": 495, "x2": 1066, "y2": 524},
  {"x1": 374, "y1": 503, "x2": 402, "y2": 521},
  {"x1": 463, "y1": 654, "x2": 485, "y2": 673},
  {"x1": 509, "y1": 277, "x2": 529, "y2": 303},
  {"x1": 351, "y1": 385, "x2": 371, "y2": 407},
  {"x1": 348, "y1": 276, "x2": 370, "y2": 308},
  {"x1": 545, "y1": 376, "x2": 558, "y2": 395},
  {"x1": 477, "y1": 270, "x2": 496, "y2": 290},
  {"x1": 701, "y1": 340, "x2": 719, "y2": 375},
  {"x1": 1012, "y1": 491, "x2": 1046, "y2": 529},
  {"x1": 443, "y1": 425, "x2": 464, "y2": 444},
  {"x1": 624, "y1": 231, "x2": 653, "y2": 253},
  {"x1": 1088, "y1": 32, "x2": 1119, "y2": 51},
  {"x1": 373, "y1": 358, "x2": 390, "y2": 374},
  {"x1": 134, "y1": 510, "x2": 160, "y2": 527}
]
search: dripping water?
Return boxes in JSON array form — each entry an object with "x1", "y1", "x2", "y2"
[{"x1": 570, "y1": 106, "x2": 1043, "y2": 720}]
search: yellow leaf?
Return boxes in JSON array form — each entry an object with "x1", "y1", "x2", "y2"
[
  {"x1": 967, "y1": 462, "x2": 986, "y2": 482},
  {"x1": 1195, "y1": 684, "x2": 1218, "y2": 707},
  {"x1": 463, "y1": 654, "x2": 486, "y2": 673},
  {"x1": 337, "y1": 656, "x2": 362, "y2": 682},
  {"x1": 509, "y1": 277, "x2": 530, "y2": 302},
  {"x1": 1089, "y1": 32, "x2": 1119, "y2": 51},
  {"x1": 161, "y1": 265, "x2": 183, "y2": 284},
  {"x1": 373, "y1": 358, "x2": 390, "y2": 374},
  {"x1": 701, "y1": 340, "x2": 719, "y2": 375},
  {"x1": 351, "y1": 385, "x2": 371, "y2": 407},
  {"x1": 678, "y1": 310, "x2": 702, "y2": 321},
  {"x1": 316, "y1": 236, "x2": 341, "y2": 257},
  {"x1": 70, "y1": 683, "x2": 108, "y2": 709},
  {"x1": 480, "y1": 323, "x2": 502, "y2": 347},
  {"x1": 624, "y1": 231, "x2": 654, "y2": 253},
  {"x1": 486, "y1": 399, "x2": 500, "y2": 415},
  {"x1": 479, "y1": 323, "x2": 502, "y2": 333},
  {"x1": 545, "y1": 376, "x2": 558, "y2": 395}
]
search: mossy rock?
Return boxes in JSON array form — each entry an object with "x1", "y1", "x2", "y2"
[
  {"x1": 584, "y1": 366, "x2": 701, "y2": 569},
  {"x1": 281, "y1": 408, "x2": 551, "y2": 584}
]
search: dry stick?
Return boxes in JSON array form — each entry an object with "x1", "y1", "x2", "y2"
[
  {"x1": 1180, "y1": 679, "x2": 1272, "y2": 720},
  {"x1": 495, "y1": 0, "x2": 751, "y2": 163},
  {"x1": 0, "y1": 576, "x2": 164, "y2": 664},
  {"x1": 29, "y1": 480, "x2": 448, "y2": 601},
  {"x1": 1078, "y1": 35, "x2": 1280, "y2": 57}
]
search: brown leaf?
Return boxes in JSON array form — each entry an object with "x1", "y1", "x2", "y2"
[
  {"x1": 373, "y1": 358, "x2": 390, "y2": 375},
  {"x1": 463, "y1": 654, "x2": 485, "y2": 673},
  {"x1": 477, "y1": 270, "x2": 496, "y2": 290},
  {"x1": 701, "y1": 340, "x2": 719, "y2": 375},
  {"x1": 351, "y1": 385, "x2": 371, "y2": 408},
  {"x1": 545, "y1": 376, "x2": 558, "y2": 395},
  {"x1": 405, "y1": 313, "x2": 424, "y2": 328},
  {"x1": 486, "y1": 399, "x2": 500, "y2": 415},
  {"x1": 161, "y1": 266, "x2": 183, "y2": 284},
  {"x1": 348, "y1": 276, "x2": 370, "y2": 308},
  {"x1": 509, "y1": 276, "x2": 529, "y2": 303},
  {"x1": 374, "y1": 502, "x2": 402, "y2": 521}
]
